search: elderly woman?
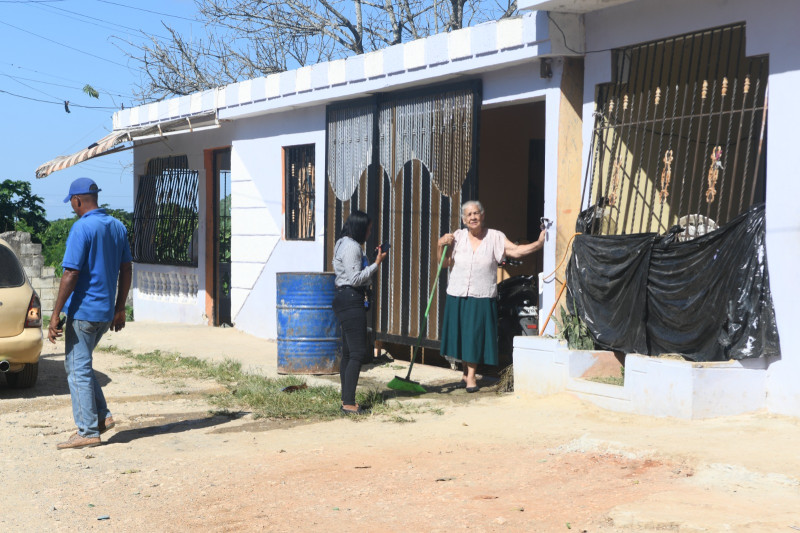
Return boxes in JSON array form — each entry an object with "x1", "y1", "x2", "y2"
[
  {"x1": 332, "y1": 210, "x2": 388, "y2": 415},
  {"x1": 438, "y1": 200, "x2": 546, "y2": 392}
]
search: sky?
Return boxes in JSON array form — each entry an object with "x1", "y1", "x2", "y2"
[{"x1": 0, "y1": 0, "x2": 199, "y2": 220}]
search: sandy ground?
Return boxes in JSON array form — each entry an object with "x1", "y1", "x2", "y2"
[{"x1": 2, "y1": 322, "x2": 800, "y2": 532}]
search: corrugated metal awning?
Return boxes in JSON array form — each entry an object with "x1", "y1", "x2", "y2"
[{"x1": 35, "y1": 112, "x2": 220, "y2": 178}]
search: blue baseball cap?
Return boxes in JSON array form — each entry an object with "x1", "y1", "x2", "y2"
[{"x1": 64, "y1": 177, "x2": 101, "y2": 202}]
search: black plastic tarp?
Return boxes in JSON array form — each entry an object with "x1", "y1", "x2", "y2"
[{"x1": 566, "y1": 204, "x2": 780, "y2": 361}]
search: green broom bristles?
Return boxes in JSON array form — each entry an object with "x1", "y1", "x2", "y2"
[{"x1": 387, "y1": 375, "x2": 427, "y2": 393}]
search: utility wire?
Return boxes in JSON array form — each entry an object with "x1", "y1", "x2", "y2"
[
  {"x1": 0, "y1": 71, "x2": 131, "y2": 98},
  {"x1": 30, "y1": 1, "x2": 173, "y2": 41},
  {"x1": 0, "y1": 19, "x2": 132, "y2": 69},
  {"x1": 95, "y1": 0, "x2": 199, "y2": 22},
  {"x1": 0, "y1": 61, "x2": 136, "y2": 100},
  {"x1": 547, "y1": 13, "x2": 617, "y2": 55},
  {"x1": 0, "y1": 88, "x2": 119, "y2": 110}
]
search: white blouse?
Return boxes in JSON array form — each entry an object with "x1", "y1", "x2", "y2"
[{"x1": 445, "y1": 228, "x2": 506, "y2": 299}]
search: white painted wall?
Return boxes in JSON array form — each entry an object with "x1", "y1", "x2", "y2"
[
  {"x1": 579, "y1": 0, "x2": 800, "y2": 416},
  {"x1": 229, "y1": 106, "x2": 327, "y2": 340}
]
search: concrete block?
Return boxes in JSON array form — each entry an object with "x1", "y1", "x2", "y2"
[
  {"x1": 250, "y1": 77, "x2": 267, "y2": 101},
  {"x1": 513, "y1": 336, "x2": 569, "y2": 394},
  {"x1": 265, "y1": 74, "x2": 280, "y2": 98},
  {"x1": 296, "y1": 66, "x2": 312, "y2": 92},
  {"x1": 363, "y1": 49, "x2": 384, "y2": 79},
  {"x1": 310, "y1": 62, "x2": 330, "y2": 89},
  {"x1": 38, "y1": 288, "x2": 56, "y2": 301},
  {"x1": 345, "y1": 54, "x2": 366, "y2": 82},
  {"x1": 279, "y1": 71, "x2": 296, "y2": 96},
  {"x1": 425, "y1": 32, "x2": 450, "y2": 66},
  {"x1": 382, "y1": 44, "x2": 406, "y2": 76},
  {"x1": 22, "y1": 243, "x2": 42, "y2": 255}
]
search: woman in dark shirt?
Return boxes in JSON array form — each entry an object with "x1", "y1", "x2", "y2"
[{"x1": 332, "y1": 210, "x2": 388, "y2": 415}]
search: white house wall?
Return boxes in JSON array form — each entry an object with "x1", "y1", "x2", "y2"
[
  {"x1": 579, "y1": 0, "x2": 800, "y2": 416},
  {"x1": 229, "y1": 106, "x2": 327, "y2": 340}
]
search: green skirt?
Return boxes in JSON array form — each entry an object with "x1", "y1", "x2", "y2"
[{"x1": 440, "y1": 295, "x2": 498, "y2": 366}]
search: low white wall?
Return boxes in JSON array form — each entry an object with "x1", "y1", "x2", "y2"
[
  {"x1": 132, "y1": 263, "x2": 205, "y2": 324},
  {"x1": 514, "y1": 336, "x2": 769, "y2": 419}
]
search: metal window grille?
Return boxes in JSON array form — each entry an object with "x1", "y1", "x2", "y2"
[
  {"x1": 132, "y1": 156, "x2": 199, "y2": 266},
  {"x1": 585, "y1": 23, "x2": 768, "y2": 237},
  {"x1": 285, "y1": 144, "x2": 315, "y2": 240}
]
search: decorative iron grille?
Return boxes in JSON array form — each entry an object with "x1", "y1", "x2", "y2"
[
  {"x1": 585, "y1": 23, "x2": 768, "y2": 237},
  {"x1": 285, "y1": 144, "x2": 315, "y2": 241},
  {"x1": 132, "y1": 156, "x2": 199, "y2": 266}
]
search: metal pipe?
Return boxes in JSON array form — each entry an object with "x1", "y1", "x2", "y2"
[{"x1": 0, "y1": 360, "x2": 10, "y2": 373}]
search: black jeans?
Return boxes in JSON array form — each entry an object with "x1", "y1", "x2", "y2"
[{"x1": 333, "y1": 287, "x2": 368, "y2": 406}]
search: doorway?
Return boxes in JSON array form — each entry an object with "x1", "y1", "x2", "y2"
[
  {"x1": 207, "y1": 147, "x2": 232, "y2": 326},
  {"x1": 478, "y1": 102, "x2": 546, "y2": 279}
]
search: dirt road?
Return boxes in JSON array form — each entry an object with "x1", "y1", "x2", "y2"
[{"x1": 2, "y1": 323, "x2": 800, "y2": 532}]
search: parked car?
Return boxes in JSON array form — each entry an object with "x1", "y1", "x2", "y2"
[{"x1": 0, "y1": 238, "x2": 43, "y2": 388}]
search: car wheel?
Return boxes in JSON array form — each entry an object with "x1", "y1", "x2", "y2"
[{"x1": 5, "y1": 362, "x2": 38, "y2": 388}]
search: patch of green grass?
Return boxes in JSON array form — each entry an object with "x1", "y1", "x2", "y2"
[
  {"x1": 98, "y1": 345, "x2": 390, "y2": 421},
  {"x1": 370, "y1": 399, "x2": 445, "y2": 422},
  {"x1": 585, "y1": 375, "x2": 624, "y2": 386}
]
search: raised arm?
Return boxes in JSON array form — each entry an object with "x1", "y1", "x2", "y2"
[{"x1": 504, "y1": 229, "x2": 546, "y2": 259}]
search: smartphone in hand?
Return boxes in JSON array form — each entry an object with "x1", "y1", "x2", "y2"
[{"x1": 378, "y1": 242, "x2": 391, "y2": 253}]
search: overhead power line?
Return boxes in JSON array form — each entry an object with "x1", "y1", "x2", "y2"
[
  {"x1": 0, "y1": 19, "x2": 131, "y2": 69},
  {"x1": 0, "y1": 71, "x2": 131, "y2": 99},
  {"x1": 31, "y1": 1, "x2": 172, "y2": 42},
  {"x1": 95, "y1": 0, "x2": 199, "y2": 22},
  {"x1": 0, "y1": 87, "x2": 119, "y2": 111},
  {"x1": 0, "y1": 61, "x2": 133, "y2": 99}
]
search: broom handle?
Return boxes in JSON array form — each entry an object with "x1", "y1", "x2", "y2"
[{"x1": 405, "y1": 245, "x2": 449, "y2": 379}]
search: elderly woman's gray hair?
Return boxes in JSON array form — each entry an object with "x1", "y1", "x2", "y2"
[{"x1": 461, "y1": 200, "x2": 485, "y2": 219}]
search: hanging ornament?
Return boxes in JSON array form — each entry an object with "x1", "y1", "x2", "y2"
[
  {"x1": 706, "y1": 146, "x2": 723, "y2": 203},
  {"x1": 659, "y1": 149, "x2": 673, "y2": 203},
  {"x1": 609, "y1": 157, "x2": 622, "y2": 207}
]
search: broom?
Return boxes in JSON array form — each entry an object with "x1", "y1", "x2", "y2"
[{"x1": 387, "y1": 245, "x2": 449, "y2": 394}]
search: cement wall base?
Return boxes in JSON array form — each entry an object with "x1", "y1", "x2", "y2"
[{"x1": 513, "y1": 336, "x2": 768, "y2": 419}]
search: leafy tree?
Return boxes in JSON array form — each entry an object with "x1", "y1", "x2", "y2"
[
  {"x1": 0, "y1": 179, "x2": 48, "y2": 239},
  {"x1": 121, "y1": 0, "x2": 518, "y2": 99},
  {"x1": 39, "y1": 216, "x2": 78, "y2": 276}
]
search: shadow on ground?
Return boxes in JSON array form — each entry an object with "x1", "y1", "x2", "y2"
[
  {"x1": 107, "y1": 412, "x2": 237, "y2": 444},
  {"x1": 0, "y1": 352, "x2": 112, "y2": 398}
]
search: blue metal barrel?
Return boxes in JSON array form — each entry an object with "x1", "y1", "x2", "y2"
[{"x1": 276, "y1": 272, "x2": 341, "y2": 374}]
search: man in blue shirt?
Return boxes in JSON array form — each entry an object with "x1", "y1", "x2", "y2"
[{"x1": 48, "y1": 177, "x2": 133, "y2": 450}]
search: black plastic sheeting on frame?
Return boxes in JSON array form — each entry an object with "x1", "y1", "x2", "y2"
[{"x1": 566, "y1": 204, "x2": 780, "y2": 361}]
